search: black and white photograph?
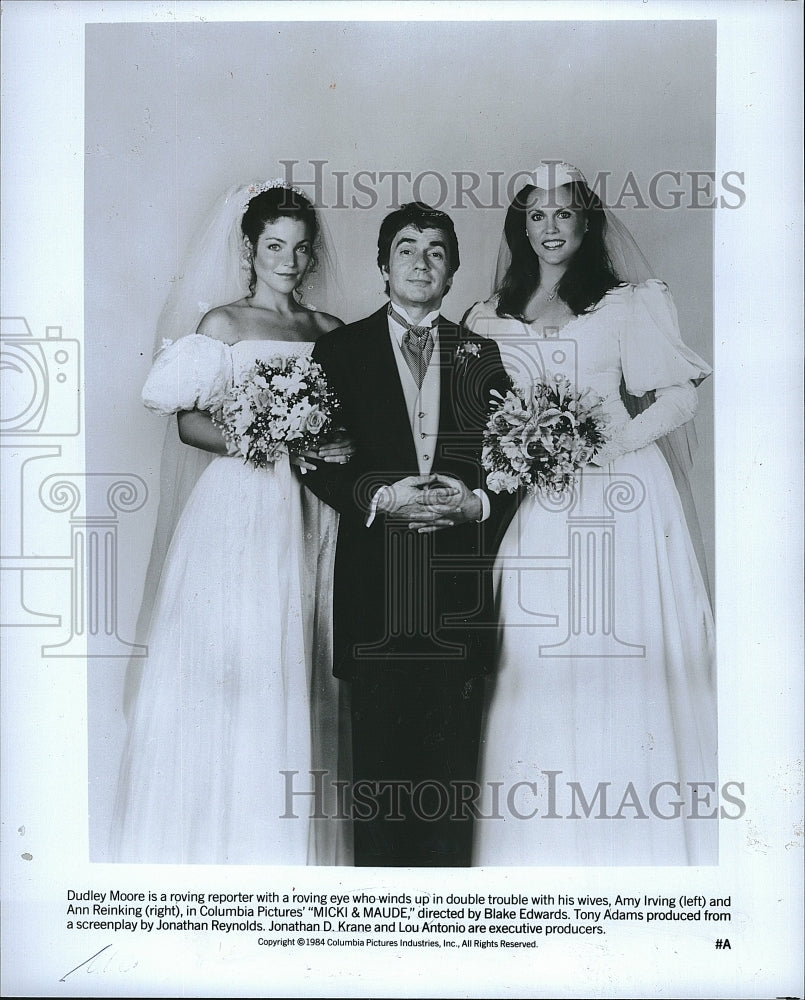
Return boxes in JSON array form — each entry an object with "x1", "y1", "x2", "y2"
[
  {"x1": 1, "y1": 1, "x2": 802, "y2": 997},
  {"x1": 88, "y1": 13, "x2": 722, "y2": 873}
]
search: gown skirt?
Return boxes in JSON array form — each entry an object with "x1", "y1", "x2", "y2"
[
  {"x1": 109, "y1": 336, "x2": 344, "y2": 865},
  {"x1": 465, "y1": 283, "x2": 717, "y2": 866}
]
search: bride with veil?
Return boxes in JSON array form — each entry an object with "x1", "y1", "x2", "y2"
[
  {"x1": 109, "y1": 181, "x2": 351, "y2": 865},
  {"x1": 465, "y1": 161, "x2": 717, "y2": 866}
]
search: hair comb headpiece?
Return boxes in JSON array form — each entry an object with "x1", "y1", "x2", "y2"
[
  {"x1": 242, "y1": 178, "x2": 306, "y2": 210},
  {"x1": 531, "y1": 160, "x2": 587, "y2": 190}
]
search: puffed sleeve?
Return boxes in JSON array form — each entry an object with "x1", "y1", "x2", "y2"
[
  {"x1": 141, "y1": 334, "x2": 231, "y2": 416},
  {"x1": 619, "y1": 280, "x2": 712, "y2": 397},
  {"x1": 462, "y1": 298, "x2": 499, "y2": 337}
]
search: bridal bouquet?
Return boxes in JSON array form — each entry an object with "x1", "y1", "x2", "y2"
[
  {"x1": 214, "y1": 354, "x2": 341, "y2": 468},
  {"x1": 482, "y1": 374, "x2": 608, "y2": 496}
]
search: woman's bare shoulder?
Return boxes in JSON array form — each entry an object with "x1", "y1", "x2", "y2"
[
  {"x1": 195, "y1": 302, "x2": 249, "y2": 344},
  {"x1": 310, "y1": 310, "x2": 345, "y2": 337}
]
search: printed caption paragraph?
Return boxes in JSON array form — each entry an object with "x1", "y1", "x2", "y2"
[{"x1": 65, "y1": 887, "x2": 734, "y2": 950}]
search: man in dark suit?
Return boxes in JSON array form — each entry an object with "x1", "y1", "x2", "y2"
[{"x1": 304, "y1": 203, "x2": 512, "y2": 867}]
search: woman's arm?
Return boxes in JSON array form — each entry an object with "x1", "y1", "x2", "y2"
[
  {"x1": 592, "y1": 382, "x2": 698, "y2": 466},
  {"x1": 176, "y1": 408, "x2": 229, "y2": 455}
]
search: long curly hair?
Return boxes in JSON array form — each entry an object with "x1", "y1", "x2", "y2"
[{"x1": 496, "y1": 181, "x2": 621, "y2": 318}]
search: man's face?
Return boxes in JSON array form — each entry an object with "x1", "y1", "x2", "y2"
[{"x1": 381, "y1": 225, "x2": 453, "y2": 315}]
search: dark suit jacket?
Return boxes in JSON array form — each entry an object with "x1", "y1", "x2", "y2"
[{"x1": 305, "y1": 305, "x2": 514, "y2": 682}]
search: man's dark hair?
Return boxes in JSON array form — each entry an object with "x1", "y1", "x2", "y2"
[{"x1": 377, "y1": 202, "x2": 460, "y2": 295}]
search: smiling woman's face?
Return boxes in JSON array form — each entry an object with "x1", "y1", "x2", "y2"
[
  {"x1": 251, "y1": 216, "x2": 313, "y2": 295},
  {"x1": 525, "y1": 184, "x2": 587, "y2": 270}
]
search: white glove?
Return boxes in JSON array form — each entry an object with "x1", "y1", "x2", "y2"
[{"x1": 591, "y1": 382, "x2": 698, "y2": 467}]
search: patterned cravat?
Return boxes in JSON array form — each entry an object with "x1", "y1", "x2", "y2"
[{"x1": 389, "y1": 303, "x2": 435, "y2": 389}]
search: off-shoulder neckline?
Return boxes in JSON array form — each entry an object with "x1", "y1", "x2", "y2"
[
  {"x1": 468, "y1": 296, "x2": 602, "y2": 337},
  {"x1": 192, "y1": 332, "x2": 317, "y2": 347},
  {"x1": 469, "y1": 279, "x2": 665, "y2": 331}
]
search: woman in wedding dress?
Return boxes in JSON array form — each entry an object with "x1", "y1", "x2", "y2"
[
  {"x1": 465, "y1": 162, "x2": 717, "y2": 866},
  {"x1": 109, "y1": 183, "x2": 351, "y2": 865}
]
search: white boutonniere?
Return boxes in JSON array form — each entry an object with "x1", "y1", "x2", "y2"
[{"x1": 455, "y1": 340, "x2": 481, "y2": 370}]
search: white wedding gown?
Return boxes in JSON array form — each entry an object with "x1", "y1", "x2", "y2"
[
  {"x1": 465, "y1": 281, "x2": 717, "y2": 866},
  {"x1": 109, "y1": 335, "x2": 343, "y2": 865}
]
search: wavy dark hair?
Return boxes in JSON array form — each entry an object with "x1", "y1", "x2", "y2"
[
  {"x1": 377, "y1": 202, "x2": 460, "y2": 297},
  {"x1": 496, "y1": 182, "x2": 620, "y2": 318},
  {"x1": 241, "y1": 187, "x2": 319, "y2": 296}
]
